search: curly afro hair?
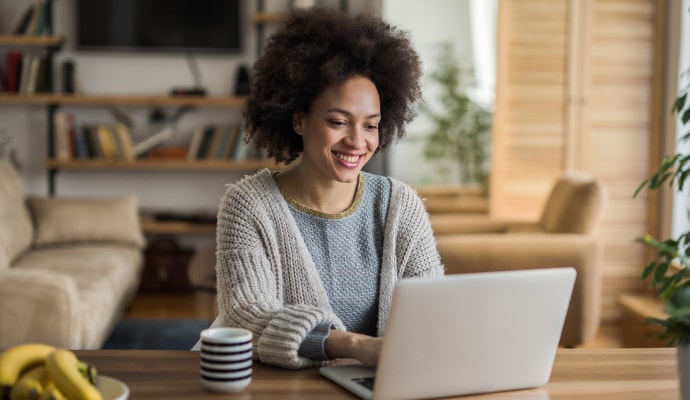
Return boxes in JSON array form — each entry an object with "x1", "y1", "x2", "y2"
[{"x1": 244, "y1": 7, "x2": 423, "y2": 164}]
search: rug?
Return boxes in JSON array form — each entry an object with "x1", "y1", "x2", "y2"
[{"x1": 102, "y1": 319, "x2": 210, "y2": 350}]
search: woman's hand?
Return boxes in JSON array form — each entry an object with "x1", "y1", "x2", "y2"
[{"x1": 324, "y1": 330, "x2": 383, "y2": 366}]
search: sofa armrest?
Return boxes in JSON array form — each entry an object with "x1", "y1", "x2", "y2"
[
  {"x1": 27, "y1": 195, "x2": 145, "y2": 248},
  {"x1": 430, "y1": 214, "x2": 512, "y2": 235},
  {"x1": 435, "y1": 233, "x2": 602, "y2": 347},
  {"x1": 0, "y1": 269, "x2": 82, "y2": 349}
]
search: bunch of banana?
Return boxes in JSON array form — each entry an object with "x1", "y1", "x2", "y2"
[{"x1": 0, "y1": 344, "x2": 102, "y2": 400}]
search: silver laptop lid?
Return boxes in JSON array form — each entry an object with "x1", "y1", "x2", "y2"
[{"x1": 373, "y1": 267, "x2": 575, "y2": 400}]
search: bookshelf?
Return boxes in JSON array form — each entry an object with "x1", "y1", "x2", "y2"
[
  {"x1": 0, "y1": 40, "x2": 271, "y2": 237},
  {"x1": 0, "y1": 93, "x2": 247, "y2": 107},
  {"x1": 43, "y1": 158, "x2": 281, "y2": 171},
  {"x1": 0, "y1": 34, "x2": 63, "y2": 47}
]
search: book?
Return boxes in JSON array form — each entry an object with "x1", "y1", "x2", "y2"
[
  {"x1": 18, "y1": 53, "x2": 34, "y2": 94},
  {"x1": 186, "y1": 126, "x2": 206, "y2": 161},
  {"x1": 24, "y1": 55, "x2": 41, "y2": 95},
  {"x1": 24, "y1": 1, "x2": 42, "y2": 36},
  {"x1": 64, "y1": 113, "x2": 76, "y2": 158},
  {"x1": 114, "y1": 123, "x2": 136, "y2": 161},
  {"x1": 6, "y1": 52, "x2": 22, "y2": 93},
  {"x1": 132, "y1": 127, "x2": 174, "y2": 157},
  {"x1": 72, "y1": 125, "x2": 91, "y2": 159},
  {"x1": 96, "y1": 124, "x2": 118, "y2": 160},
  {"x1": 230, "y1": 123, "x2": 248, "y2": 160},
  {"x1": 12, "y1": 3, "x2": 35, "y2": 34},
  {"x1": 194, "y1": 126, "x2": 216, "y2": 159},
  {"x1": 42, "y1": 0, "x2": 53, "y2": 35},
  {"x1": 52, "y1": 112, "x2": 71, "y2": 161},
  {"x1": 32, "y1": 0, "x2": 49, "y2": 35},
  {"x1": 215, "y1": 124, "x2": 235, "y2": 159},
  {"x1": 83, "y1": 125, "x2": 103, "y2": 159},
  {"x1": 205, "y1": 125, "x2": 224, "y2": 160},
  {"x1": 33, "y1": 56, "x2": 47, "y2": 93}
]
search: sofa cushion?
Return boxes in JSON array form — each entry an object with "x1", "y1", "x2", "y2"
[
  {"x1": 28, "y1": 195, "x2": 145, "y2": 248},
  {"x1": 12, "y1": 244, "x2": 143, "y2": 349},
  {"x1": 0, "y1": 161, "x2": 34, "y2": 267}
]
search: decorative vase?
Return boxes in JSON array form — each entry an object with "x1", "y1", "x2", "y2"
[{"x1": 678, "y1": 341, "x2": 690, "y2": 400}]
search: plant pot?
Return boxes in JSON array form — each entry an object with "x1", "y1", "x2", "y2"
[{"x1": 679, "y1": 341, "x2": 690, "y2": 400}]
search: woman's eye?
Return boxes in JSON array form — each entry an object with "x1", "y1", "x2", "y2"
[{"x1": 329, "y1": 120, "x2": 347, "y2": 127}]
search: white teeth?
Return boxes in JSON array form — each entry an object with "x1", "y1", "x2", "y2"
[{"x1": 335, "y1": 153, "x2": 359, "y2": 163}]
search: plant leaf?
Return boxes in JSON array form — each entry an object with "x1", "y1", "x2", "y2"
[{"x1": 674, "y1": 93, "x2": 688, "y2": 115}]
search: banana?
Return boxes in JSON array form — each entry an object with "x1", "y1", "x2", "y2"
[
  {"x1": 0, "y1": 343, "x2": 55, "y2": 398},
  {"x1": 44, "y1": 350, "x2": 102, "y2": 400},
  {"x1": 76, "y1": 362, "x2": 97, "y2": 386},
  {"x1": 38, "y1": 383, "x2": 67, "y2": 400},
  {"x1": 9, "y1": 365, "x2": 47, "y2": 400}
]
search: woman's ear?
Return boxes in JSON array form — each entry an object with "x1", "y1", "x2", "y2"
[{"x1": 292, "y1": 112, "x2": 305, "y2": 136}]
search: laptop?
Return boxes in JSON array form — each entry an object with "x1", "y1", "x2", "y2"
[{"x1": 319, "y1": 267, "x2": 576, "y2": 400}]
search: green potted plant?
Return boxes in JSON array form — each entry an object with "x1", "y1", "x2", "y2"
[
  {"x1": 420, "y1": 42, "x2": 492, "y2": 188},
  {"x1": 634, "y1": 63, "x2": 690, "y2": 398}
]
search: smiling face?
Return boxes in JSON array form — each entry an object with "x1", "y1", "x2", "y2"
[{"x1": 292, "y1": 76, "x2": 381, "y2": 184}]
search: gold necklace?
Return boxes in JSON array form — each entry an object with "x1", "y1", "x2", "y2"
[{"x1": 274, "y1": 173, "x2": 364, "y2": 219}]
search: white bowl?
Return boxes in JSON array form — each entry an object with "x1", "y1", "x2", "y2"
[{"x1": 97, "y1": 375, "x2": 129, "y2": 400}]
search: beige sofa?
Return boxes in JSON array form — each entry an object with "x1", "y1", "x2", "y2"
[
  {"x1": 0, "y1": 160, "x2": 145, "y2": 349},
  {"x1": 430, "y1": 171, "x2": 606, "y2": 347}
]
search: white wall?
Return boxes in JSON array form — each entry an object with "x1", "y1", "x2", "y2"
[
  {"x1": 0, "y1": 0, "x2": 376, "y2": 215},
  {"x1": 382, "y1": 0, "x2": 496, "y2": 185}
]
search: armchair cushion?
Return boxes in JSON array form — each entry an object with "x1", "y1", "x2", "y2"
[
  {"x1": 28, "y1": 195, "x2": 145, "y2": 248},
  {"x1": 539, "y1": 171, "x2": 605, "y2": 234}
]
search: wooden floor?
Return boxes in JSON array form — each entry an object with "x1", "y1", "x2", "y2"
[
  {"x1": 124, "y1": 291, "x2": 216, "y2": 323},
  {"x1": 124, "y1": 291, "x2": 625, "y2": 348}
]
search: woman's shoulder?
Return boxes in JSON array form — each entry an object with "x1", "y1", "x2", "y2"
[{"x1": 222, "y1": 168, "x2": 280, "y2": 203}]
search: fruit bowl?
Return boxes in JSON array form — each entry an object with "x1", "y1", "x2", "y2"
[{"x1": 97, "y1": 376, "x2": 129, "y2": 400}]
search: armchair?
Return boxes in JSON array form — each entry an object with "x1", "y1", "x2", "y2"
[{"x1": 430, "y1": 171, "x2": 606, "y2": 347}]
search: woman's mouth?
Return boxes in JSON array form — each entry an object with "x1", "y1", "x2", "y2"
[{"x1": 333, "y1": 152, "x2": 362, "y2": 166}]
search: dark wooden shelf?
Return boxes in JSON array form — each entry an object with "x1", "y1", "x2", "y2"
[
  {"x1": 0, "y1": 34, "x2": 64, "y2": 48},
  {"x1": 0, "y1": 93, "x2": 247, "y2": 107},
  {"x1": 43, "y1": 158, "x2": 283, "y2": 171}
]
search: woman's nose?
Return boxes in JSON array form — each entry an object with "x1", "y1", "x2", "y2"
[{"x1": 344, "y1": 126, "x2": 366, "y2": 148}]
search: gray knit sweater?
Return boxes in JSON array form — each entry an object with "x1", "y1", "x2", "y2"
[{"x1": 213, "y1": 168, "x2": 444, "y2": 369}]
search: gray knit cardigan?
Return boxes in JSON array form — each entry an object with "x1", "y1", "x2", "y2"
[{"x1": 211, "y1": 169, "x2": 444, "y2": 369}]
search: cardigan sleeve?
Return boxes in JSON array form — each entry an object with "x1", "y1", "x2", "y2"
[
  {"x1": 214, "y1": 174, "x2": 344, "y2": 369},
  {"x1": 391, "y1": 179, "x2": 445, "y2": 279}
]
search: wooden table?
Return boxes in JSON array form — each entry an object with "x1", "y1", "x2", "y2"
[{"x1": 75, "y1": 348, "x2": 679, "y2": 399}]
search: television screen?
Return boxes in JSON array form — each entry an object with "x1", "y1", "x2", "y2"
[{"x1": 75, "y1": 0, "x2": 242, "y2": 53}]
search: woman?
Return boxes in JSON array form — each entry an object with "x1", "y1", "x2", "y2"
[{"x1": 210, "y1": 7, "x2": 444, "y2": 369}]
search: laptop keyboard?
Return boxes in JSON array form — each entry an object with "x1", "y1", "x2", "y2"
[{"x1": 352, "y1": 376, "x2": 375, "y2": 390}]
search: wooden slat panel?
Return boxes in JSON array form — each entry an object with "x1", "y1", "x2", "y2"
[
  {"x1": 492, "y1": 0, "x2": 569, "y2": 221},
  {"x1": 494, "y1": 0, "x2": 665, "y2": 325},
  {"x1": 580, "y1": 0, "x2": 663, "y2": 323}
]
